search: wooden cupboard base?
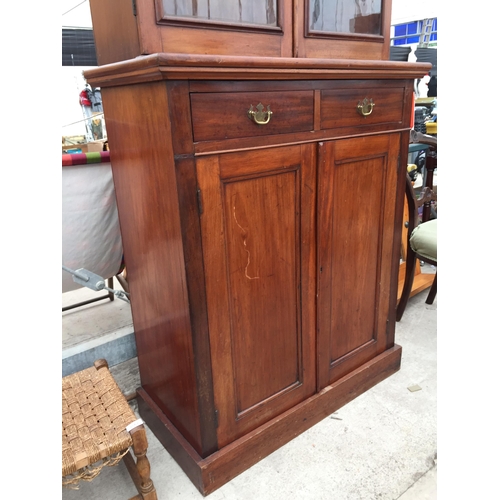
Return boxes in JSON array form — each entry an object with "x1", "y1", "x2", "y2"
[{"x1": 137, "y1": 344, "x2": 402, "y2": 496}]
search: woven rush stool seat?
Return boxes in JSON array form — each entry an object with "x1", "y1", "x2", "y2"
[{"x1": 62, "y1": 359, "x2": 157, "y2": 499}]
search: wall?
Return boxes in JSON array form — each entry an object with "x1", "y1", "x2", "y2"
[{"x1": 391, "y1": 0, "x2": 437, "y2": 25}]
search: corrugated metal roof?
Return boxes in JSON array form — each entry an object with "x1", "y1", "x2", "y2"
[{"x1": 62, "y1": 28, "x2": 97, "y2": 67}]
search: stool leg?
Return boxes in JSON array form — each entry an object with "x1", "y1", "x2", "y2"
[
  {"x1": 124, "y1": 426, "x2": 158, "y2": 500},
  {"x1": 94, "y1": 359, "x2": 109, "y2": 370}
]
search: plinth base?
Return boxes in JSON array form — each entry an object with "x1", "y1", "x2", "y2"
[{"x1": 137, "y1": 344, "x2": 402, "y2": 496}]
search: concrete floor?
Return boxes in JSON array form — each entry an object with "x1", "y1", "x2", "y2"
[{"x1": 62, "y1": 271, "x2": 437, "y2": 500}]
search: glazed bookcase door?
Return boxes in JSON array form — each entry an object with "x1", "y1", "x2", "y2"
[
  {"x1": 196, "y1": 144, "x2": 317, "y2": 448},
  {"x1": 294, "y1": 0, "x2": 392, "y2": 60},
  {"x1": 145, "y1": 0, "x2": 293, "y2": 57},
  {"x1": 317, "y1": 133, "x2": 401, "y2": 389}
]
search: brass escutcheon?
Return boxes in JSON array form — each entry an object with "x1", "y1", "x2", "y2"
[
  {"x1": 357, "y1": 98, "x2": 375, "y2": 117},
  {"x1": 248, "y1": 103, "x2": 273, "y2": 125}
]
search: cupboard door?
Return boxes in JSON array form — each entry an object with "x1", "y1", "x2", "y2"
[
  {"x1": 136, "y1": 0, "x2": 293, "y2": 58},
  {"x1": 317, "y1": 134, "x2": 401, "y2": 388},
  {"x1": 294, "y1": 0, "x2": 391, "y2": 60},
  {"x1": 197, "y1": 144, "x2": 316, "y2": 448}
]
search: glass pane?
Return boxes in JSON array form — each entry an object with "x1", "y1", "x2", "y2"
[
  {"x1": 162, "y1": 0, "x2": 278, "y2": 26},
  {"x1": 394, "y1": 25, "x2": 406, "y2": 37},
  {"x1": 407, "y1": 21, "x2": 418, "y2": 35},
  {"x1": 309, "y1": 0, "x2": 383, "y2": 35}
]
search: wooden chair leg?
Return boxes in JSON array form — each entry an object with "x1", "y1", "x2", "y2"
[
  {"x1": 396, "y1": 248, "x2": 417, "y2": 322},
  {"x1": 124, "y1": 426, "x2": 158, "y2": 500},
  {"x1": 425, "y1": 273, "x2": 437, "y2": 304}
]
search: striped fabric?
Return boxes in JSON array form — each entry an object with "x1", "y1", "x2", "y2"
[{"x1": 62, "y1": 151, "x2": 110, "y2": 167}]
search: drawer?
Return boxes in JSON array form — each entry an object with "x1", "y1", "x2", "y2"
[
  {"x1": 190, "y1": 91, "x2": 314, "y2": 142},
  {"x1": 320, "y1": 87, "x2": 405, "y2": 130}
]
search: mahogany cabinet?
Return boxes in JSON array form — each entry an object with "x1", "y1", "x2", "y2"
[
  {"x1": 85, "y1": 0, "x2": 430, "y2": 495},
  {"x1": 89, "y1": 0, "x2": 392, "y2": 64},
  {"x1": 85, "y1": 59, "x2": 429, "y2": 494}
]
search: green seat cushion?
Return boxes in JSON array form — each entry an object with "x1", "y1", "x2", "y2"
[{"x1": 410, "y1": 219, "x2": 437, "y2": 262}]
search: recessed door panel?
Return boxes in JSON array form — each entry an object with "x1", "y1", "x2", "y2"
[
  {"x1": 329, "y1": 153, "x2": 384, "y2": 358},
  {"x1": 224, "y1": 173, "x2": 300, "y2": 414}
]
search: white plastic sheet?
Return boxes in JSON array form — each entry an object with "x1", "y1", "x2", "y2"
[{"x1": 62, "y1": 162, "x2": 123, "y2": 293}]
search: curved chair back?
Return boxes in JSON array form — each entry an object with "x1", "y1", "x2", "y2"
[{"x1": 396, "y1": 173, "x2": 437, "y2": 321}]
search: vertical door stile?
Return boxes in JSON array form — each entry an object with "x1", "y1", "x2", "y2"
[{"x1": 196, "y1": 154, "x2": 237, "y2": 448}]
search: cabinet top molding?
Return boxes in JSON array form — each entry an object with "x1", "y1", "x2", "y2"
[{"x1": 84, "y1": 53, "x2": 431, "y2": 88}]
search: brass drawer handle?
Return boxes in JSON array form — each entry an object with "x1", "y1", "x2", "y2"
[
  {"x1": 248, "y1": 103, "x2": 273, "y2": 125},
  {"x1": 357, "y1": 98, "x2": 375, "y2": 117}
]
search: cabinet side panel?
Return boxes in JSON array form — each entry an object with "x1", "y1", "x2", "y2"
[
  {"x1": 167, "y1": 81, "x2": 219, "y2": 456},
  {"x1": 100, "y1": 82, "x2": 204, "y2": 454},
  {"x1": 89, "y1": 0, "x2": 141, "y2": 65}
]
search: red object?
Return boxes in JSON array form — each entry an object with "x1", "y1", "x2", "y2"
[{"x1": 79, "y1": 89, "x2": 91, "y2": 106}]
